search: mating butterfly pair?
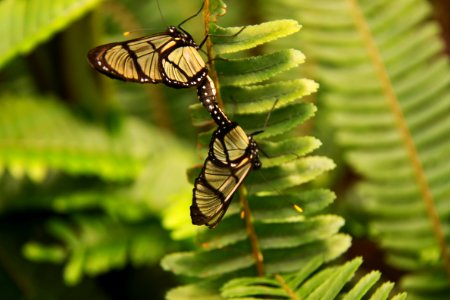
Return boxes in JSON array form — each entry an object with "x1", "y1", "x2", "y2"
[{"x1": 88, "y1": 25, "x2": 259, "y2": 228}]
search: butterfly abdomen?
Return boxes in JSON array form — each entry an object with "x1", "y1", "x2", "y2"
[{"x1": 197, "y1": 76, "x2": 231, "y2": 126}]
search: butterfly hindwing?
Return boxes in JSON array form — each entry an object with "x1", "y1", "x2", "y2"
[{"x1": 162, "y1": 46, "x2": 207, "y2": 87}]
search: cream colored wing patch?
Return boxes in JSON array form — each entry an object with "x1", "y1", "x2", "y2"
[
  {"x1": 192, "y1": 157, "x2": 252, "y2": 228},
  {"x1": 162, "y1": 46, "x2": 206, "y2": 86}
]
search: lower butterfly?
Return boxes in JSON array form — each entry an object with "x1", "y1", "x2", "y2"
[{"x1": 190, "y1": 122, "x2": 261, "y2": 228}]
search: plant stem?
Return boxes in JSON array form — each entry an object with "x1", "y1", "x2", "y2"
[
  {"x1": 203, "y1": 0, "x2": 225, "y2": 109},
  {"x1": 0, "y1": 245, "x2": 32, "y2": 297},
  {"x1": 275, "y1": 274, "x2": 300, "y2": 300},
  {"x1": 239, "y1": 187, "x2": 265, "y2": 276}
]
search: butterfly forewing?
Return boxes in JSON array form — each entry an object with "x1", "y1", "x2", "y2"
[
  {"x1": 88, "y1": 27, "x2": 207, "y2": 88},
  {"x1": 88, "y1": 35, "x2": 166, "y2": 83}
]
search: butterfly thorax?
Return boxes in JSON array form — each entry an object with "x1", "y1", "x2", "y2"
[
  {"x1": 166, "y1": 26, "x2": 198, "y2": 49},
  {"x1": 248, "y1": 138, "x2": 261, "y2": 170}
]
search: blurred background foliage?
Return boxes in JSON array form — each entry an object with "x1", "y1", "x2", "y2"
[{"x1": 0, "y1": 0, "x2": 449, "y2": 299}]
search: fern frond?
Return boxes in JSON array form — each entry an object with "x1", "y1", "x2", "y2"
[
  {"x1": 0, "y1": 0, "x2": 101, "y2": 69},
  {"x1": 263, "y1": 0, "x2": 450, "y2": 297},
  {"x1": 211, "y1": 20, "x2": 301, "y2": 55},
  {"x1": 162, "y1": 1, "x2": 405, "y2": 298},
  {"x1": 219, "y1": 79, "x2": 318, "y2": 115},
  {"x1": 170, "y1": 258, "x2": 404, "y2": 300},
  {"x1": 0, "y1": 97, "x2": 150, "y2": 181},
  {"x1": 216, "y1": 49, "x2": 305, "y2": 86},
  {"x1": 23, "y1": 215, "x2": 170, "y2": 286}
]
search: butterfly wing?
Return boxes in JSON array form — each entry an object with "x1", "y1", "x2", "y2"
[
  {"x1": 191, "y1": 157, "x2": 253, "y2": 228},
  {"x1": 161, "y1": 45, "x2": 207, "y2": 88},
  {"x1": 191, "y1": 123, "x2": 258, "y2": 228},
  {"x1": 212, "y1": 124, "x2": 250, "y2": 163},
  {"x1": 88, "y1": 28, "x2": 207, "y2": 87},
  {"x1": 88, "y1": 33, "x2": 175, "y2": 83}
]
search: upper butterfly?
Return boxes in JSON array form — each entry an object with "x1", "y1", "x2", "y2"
[{"x1": 87, "y1": 26, "x2": 207, "y2": 88}]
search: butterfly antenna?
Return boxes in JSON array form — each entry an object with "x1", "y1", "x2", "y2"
[
  {"x1": 156, "y1": 0, "x2": 167, "y2": 26},
  {"x1": 178, "y1": 0, "x2": 205, "y2": 30},
  {"x1": 198, "y1": 26, "x2": 246, "y2": 49},
  {"x1": 249, "y1": 98, "x2": 279, "y2": 137},
  {"x1": 263, "y1": 98, "x2": 279, "y2": 132}
]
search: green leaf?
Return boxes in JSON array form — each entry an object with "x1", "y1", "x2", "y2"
[
  {"x1": 167, "y1": 281, "x2": 223, "y2": 300},
  {"x1": 221, "y1": 79, "x2": 319, "y2": 114},
  {"x1": 0, "y1": 98, "x2": 150, "y2": 181},
  {"x1": 209, "y1": 0, "x2": 227, "y2": 18},
  {"x1": 0, "y1": 0, "x2": 101, "y2": 69},
  {"x1": 187, "y1": 102, "x2": 316, "y2": 140},
  {"x1": 286, "y1": 256, "x2": 324, "y2": 290},
  {"x1": 196, "y1": 216, "x2": 248, "y2": 249},
  {"x1": 212, "y1": 19, "x2": 301, "y2": 55},
  {"x1": 305, "y1": 258, "x2": 361, "y2": 300},
  {"x1": 401, "y1": 270, "x2": 449, "y2": 294},
  {"x1": 264, "y1": 234, "x2": 351, "y2": 274},
  {"x1": 368, "y1": 282, "x2": 395, "y2": 300},
  {"x1": 22, "y1": 242, "x2": 66, "y2": 263},
  {"x1": 235, "y1": 103, "x2": 317, "y2": 138},
  {"x1": 221, "y1": 258, "x2": 405, "y2": 300},
  {"x1": 256, "y1": 215, "x2": 345, "y2": 249},
  {"x1": 250, "y1": 189, "x2": 336, "y2": 221},
  {"x1": 342, "y1": 271, "x2": 381, "y2": 300},
  {"x1": 27, "y1": 216, "x2": 170, "y2": 285},
  {"x1": 247, "y1": 156, "x2": 336, "y2": 192},
  {"x1": 190, "y1": 79, "x2": 318, "y2": 128},
  {"x1": 258, "y1": 136, "x2": 322, "y2": 168},
  {"x1": 216, "y1": 49, "x2": 305, "y2": 86},
  {"x1": 222, "y1": 277, "x2": 287, "y2": 298},
  {"x1": 161, "y1": 243, "x2": 255, "y2": 278}
]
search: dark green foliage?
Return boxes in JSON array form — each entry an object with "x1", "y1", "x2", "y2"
[
  {"x1": 1, "y1": 0, "x2": 447, "y2": 298},
  {"x1": 0, "y1": 0, "x2": 102, "y2": 68}
]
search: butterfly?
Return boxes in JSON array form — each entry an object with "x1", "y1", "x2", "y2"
[
  {"x1": 87, "y1": 26, "x2": 207, "y2": 88},
  {"x1": 191, "y1": 122, "x2": 261, "y2": 228}
]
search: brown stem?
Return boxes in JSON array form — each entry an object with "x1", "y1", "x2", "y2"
[
  {"x1": 275, "y1": 274, "x2": 300, "y2": 300},
  {"x1": 0, "y1": 245, "x2": 33, "y2": 297},
  {"x1": 239, "y1": 186, "x2": 265, "y2": 276},
  {"x1": 203, "y1": 0, "x2": 225, "y2": 109},
  {"x1": 348, "y1": 0, "x2": 450, "y2": 280},
  {"x1": 431, "y1": 0, "x2": 450, "y2": 55}
]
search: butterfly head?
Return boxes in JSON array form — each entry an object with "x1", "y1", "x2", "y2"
[
  {"x1": 249, "y1": 138, "x2": 261, "y2": 170},
  {"x1": 167, "y1": 26, "x2": 197, "y2": 47},
  {"x1": 167, "y1": 26, "x2": 178, "y2": 34}
]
